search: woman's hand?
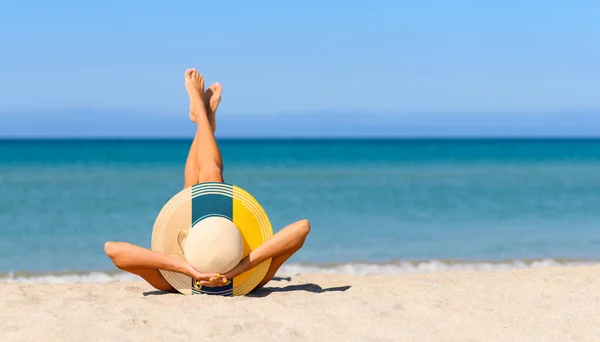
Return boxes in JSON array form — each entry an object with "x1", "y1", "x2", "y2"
[
  {"x1": 182, "y1": 257, "x2": 251, "y2": 288},
  {"x1": 197, "y1": 275, "x2": 230, "y2": 287},
  {"x1": 183, "y1": 261, "x2": 230, "y2": 287},
  {"x1": 194, "y1": 258, "x2": 252, "y2": 287}
]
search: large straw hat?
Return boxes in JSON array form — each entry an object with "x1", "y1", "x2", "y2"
[{"x1": 151, "y1": 182, "x2": 273, "y2": 296}]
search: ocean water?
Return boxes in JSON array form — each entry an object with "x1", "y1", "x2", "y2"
[{"x1": 1, "y1": 139, "x2": 600, "y2": 282}]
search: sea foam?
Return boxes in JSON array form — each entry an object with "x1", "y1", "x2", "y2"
[{"x1": 1, "y1": 259, "x2": 597, "y2": 283}]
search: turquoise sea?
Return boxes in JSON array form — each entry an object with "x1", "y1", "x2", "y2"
[{"x1": 1, "y1": 139, "x2": 600, "y2": 282}]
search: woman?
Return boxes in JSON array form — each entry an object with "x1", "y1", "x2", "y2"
[{"x1": 104, "y1": 68, "x2": 310, "y2": 292}]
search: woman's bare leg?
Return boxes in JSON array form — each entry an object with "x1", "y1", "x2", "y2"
[
  {"x1": 183, "y1": 135, "x2": 201, "y2": 188},
  {"x1": 184, "y1": 82, "x2": 222, "y2": 188},
  {"x1": 184, "y1": 69, "x2": 224, "y2": 183}
]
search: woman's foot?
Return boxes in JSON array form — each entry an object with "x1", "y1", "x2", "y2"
[
  {"x1": 203, "y1": 82, "x2": 222, "y2": 132},
  {"x1": 184, "y1": 68, "x2": 207, "y2": 120},
  {"x1": 190, "y1": 82, "x2": 222, "y2": 132}
]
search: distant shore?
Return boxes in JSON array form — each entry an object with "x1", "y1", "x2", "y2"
[{"x1": 2, "y1": 265, "x2": 599, "y2": 341}]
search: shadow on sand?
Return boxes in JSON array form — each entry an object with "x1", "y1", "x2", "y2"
[
  {"x1": 142, "y1": 277, "x2": 351, "y2": 297},
  {"x1": 248, "y1": 283, "x2": 351, "y2": 298},
  {"x1": 143, "y1": 289, "x2": 178, "y2": 296}
]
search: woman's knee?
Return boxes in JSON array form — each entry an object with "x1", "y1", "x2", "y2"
[
  {"x1": 184, "y1": 172, "x2": 199, "y2": 189},
  {"x1": 198, "y1": 167, "x2": 223, "y2": 183}
]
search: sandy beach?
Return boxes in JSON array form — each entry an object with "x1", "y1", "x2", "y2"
[{"x1": 1, "y1": 265, "x2": 600, "y2": 341}]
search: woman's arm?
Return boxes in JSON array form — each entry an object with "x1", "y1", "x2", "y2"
[
  {"x1": 199, "y1": 219, "x2": 310, "y2": 286},
  {"x1": 105, "y1": 241, "x2": 220, "y2": 282}
]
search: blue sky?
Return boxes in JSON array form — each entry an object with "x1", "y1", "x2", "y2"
[{"x1": 0, "y1": 1, "x2": 599, "y2": 137}]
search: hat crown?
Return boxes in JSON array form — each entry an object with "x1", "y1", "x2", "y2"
[{"x1": 183, "y1": 216, "x2": 244, "y2": 274}]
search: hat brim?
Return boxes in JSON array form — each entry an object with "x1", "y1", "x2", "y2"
[{"x1": 151, "y1": 182, "x2": 273, "y2": 296}]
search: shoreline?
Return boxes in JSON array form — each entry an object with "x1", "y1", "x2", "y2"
[
  {"x1": 2, "y1": 259, "x2": 600, "y2": 283},
  {"x1": 2, "y1": 265, "x2": 600, "y2": 341}
]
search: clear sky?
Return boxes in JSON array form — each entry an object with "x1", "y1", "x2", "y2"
[{"x1": 0, "y1": 0, "x2": 599, "y2": 137}]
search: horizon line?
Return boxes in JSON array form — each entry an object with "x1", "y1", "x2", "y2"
[
  {"x1": 2, "y1": 108, "x2": 600, "y2": 115},
  {"x1": 2, "y1": 136, "x2": 600, "y2": 141}
]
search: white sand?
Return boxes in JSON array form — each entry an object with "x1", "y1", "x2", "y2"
[{"x1": 2, "y1": 266, "x2": 600, "y2": 341}]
